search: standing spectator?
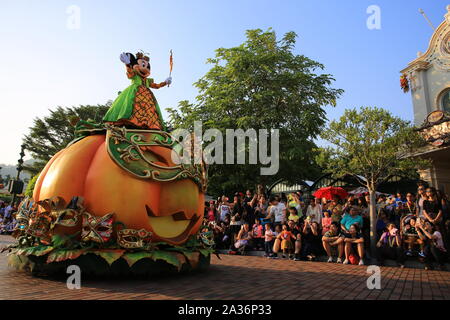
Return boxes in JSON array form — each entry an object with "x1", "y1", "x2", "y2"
[
  {"x1": 264, "y1": 224, "x2": 275, "y2": 258},
  {"x1": 416, "y1": 220, "x2": 447, "y2": 270},
  {"x1": 438, "y1": 190, "x2": 450, "y2": 247},
  {"x1": 343, "y1": 224, "x2": 365, "y2": 265},
  {"x1": 229, "y1": 195, "x2": 244, "y2": 245},
  {"x1": 306, "y1": 198, "x2": 322, "y2": 225},
  {"x1": 328, "y1": 197, "x2": 343, "y2": 223},
  {"x1": 416, "y1": 185, "x2": 427, "y2": 218},
  {"x1": 268, "y1": 196, "x2": 285, "y2": 227},
  {"x1": 254, "y1": 195, "x2": 268, "y2": 220},
  {"x1": 322, "y1": 221, "x2": 344, "y2": 263},
  {"x1": 437, "y1": 190, "x2": 450, "y2": 223},
  {"x1": 205, "y1": 201, "x2": 216, "y2": 222},
  {"x1": 376, "y1": 223, "x2": 406, "y2": 268},
  {"x1": 243, "y1": 190, "x2": 256, "y2": 226},
  {"x1": 275, "y1": 195, "x2": 287, "y2": 224},
  {"x1": 423, "y1": 187, "x2": 443, "y2": 230},
  {"x1": 218, "y1": 196, "x2": 231, "y2": 222}
]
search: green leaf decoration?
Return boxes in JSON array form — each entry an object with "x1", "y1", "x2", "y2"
[
  {"x1": 151, "y1": 250, "x2": 186, "y2": 271},
  {"x1": 51, "y1": 234, "x2": 69, "y2": 248},
  {"x1": 89, "y1": 249, "x2": 125, "y2": 266},
  {"x1": 15, "y1": 245, "x2": 54, "y2": 257},
  {"x1": 182, "y1": 251, "x2": 200, "y2": 269},
  {"x1": 46, "y1": 248, "x2": 86, "y2": 263},
  {"x1": 198, "y1": 248, "x2": 213, "y2": 258},
  {"x1": 122, "y1": 252, "x2": 154, "y2": 267}
]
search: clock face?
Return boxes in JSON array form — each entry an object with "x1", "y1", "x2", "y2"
[{"x1": 441, "y1": 33, "x2": 450, "y2": 55}]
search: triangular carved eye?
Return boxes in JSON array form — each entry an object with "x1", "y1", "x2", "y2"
[
  {"x1": 172, "y1": 211, "x2": 188, "y2": 221},
  {"x1": 145, "y1": 205, "x2": 156, "y2": 217}
]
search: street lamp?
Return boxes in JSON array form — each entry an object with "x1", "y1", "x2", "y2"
[{"x1": 9, "y1": 144, "x2": 26, "y2": 205}]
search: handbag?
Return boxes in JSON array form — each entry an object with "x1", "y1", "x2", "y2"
[{"x1": 349, "y1": 253, "x2": 360, "y2": 265}]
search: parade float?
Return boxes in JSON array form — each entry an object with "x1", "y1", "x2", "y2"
[{"x1": 2, "y1": 51, "x2": 213, "y2": 276}]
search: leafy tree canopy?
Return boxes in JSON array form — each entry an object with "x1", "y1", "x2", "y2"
[
  {"x1": 23, "y1": 102, "x2": 111, "y2": 174},
  {"x1": 167, "y1": 29, "x2": 343, "y2": 196}
]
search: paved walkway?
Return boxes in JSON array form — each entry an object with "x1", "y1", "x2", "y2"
[{"x1": 0, "y1": 236, "x2": 449, "y2": 300}]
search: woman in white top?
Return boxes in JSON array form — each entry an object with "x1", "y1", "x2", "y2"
[{"x1": 306, "y1": 198, "x2": 322, "y2": 225}]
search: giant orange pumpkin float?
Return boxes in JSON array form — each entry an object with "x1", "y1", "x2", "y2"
[
  {"x1": 33, "y1": 132, "x2": 205, "y2": 245},
  {"x1": 6, "y1": 52, "x2": 212, "y2": 276}
]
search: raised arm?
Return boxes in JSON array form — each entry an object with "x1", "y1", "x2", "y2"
[{"x1": 150, "y1": 76, "x2": 172, "y2": 89}]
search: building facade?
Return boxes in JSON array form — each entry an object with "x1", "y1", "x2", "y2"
[{"x1": 401, "y1": 6, "x2": 450, "y2": 193}]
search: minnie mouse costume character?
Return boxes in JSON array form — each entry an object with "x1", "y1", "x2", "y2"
[{"x1": 103, "y1": 52, "x2": 172, "y2": 130}]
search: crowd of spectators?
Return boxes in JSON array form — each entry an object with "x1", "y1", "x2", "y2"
[
  {"x1": 205, "y1": 184, "x2": 450, "y2": 270},
  {"x1": 0, "y1": 201, "x2": 17, "y2": 234}
]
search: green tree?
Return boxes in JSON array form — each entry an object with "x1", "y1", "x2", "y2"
[
  {"x1": 167, "y1": 29, "x2": 343, "y2": 196},
  {"x1": 25, "y1": 174, "x2": 40, "y2": 197},
  {"x1": 23, "y1": 103, "x2": 111, "y2": 174},
  {"x1": 317, "y1": 107, "x2": 428, "y2": 254}
]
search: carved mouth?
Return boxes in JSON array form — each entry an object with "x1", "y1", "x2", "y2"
[{"x1": 145, "y1": 205, "x2": 200, "y2": 242}]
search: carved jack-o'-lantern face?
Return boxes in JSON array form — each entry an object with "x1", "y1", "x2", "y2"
[{"x1": 32, "y1": 134, "x2": 205, "y2": 245}]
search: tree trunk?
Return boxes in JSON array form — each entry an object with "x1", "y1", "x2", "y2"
[{"x1": 368, "y1": 188, "x2": 377, "y2": 260}]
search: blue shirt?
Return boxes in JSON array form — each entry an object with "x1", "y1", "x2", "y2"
[{"x1": 341, "y1": 214, "x2": 363, "y2": 230}]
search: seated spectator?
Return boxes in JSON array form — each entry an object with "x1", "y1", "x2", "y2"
[
  {"x1": 376, "y1": 223, "x2": 405, "y2": 268},
  {"x1": 217, "y1": 221, "x2": 232, "y2": 250},
  {"x1": 251, "y1": 218, "x2": 264, "y2": 250},
  {"x1": 343, "y1": 224, "x2": 365, "y2": 265},
  {"x1": 322, "y1": 221, "x2": 344, "y2": 263},
  {"x1": 232, "y1": 223, "x2": 253, "y2": 255},
  {"x1": 264, "y1": 224, "x2": 275, "y2": 258},
  {"x1": 287, "y1": 220, "x2": 302, "y2": 261},
  {"x1": 416, "y1": 220, "x2": 447, "y2": 270},
  {"x1": 341, "y1": 206, "x2": 363, "y2": 235},
  {"x1": 376, "y1": 210, "x2": 389, "y2": 238},
  {"x1": 301, "y1": 220, "x2": 321, "y2": 261},
  {"x1": 322, "y1": 210, "x2": 332, "y2": 235},
  {"x1": 401, "y1": 215, "x2": 424, "y2": 257}
]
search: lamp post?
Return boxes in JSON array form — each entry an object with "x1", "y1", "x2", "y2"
[{"x1": 11, "y1": 144, "x2": 26, "y2": 205}]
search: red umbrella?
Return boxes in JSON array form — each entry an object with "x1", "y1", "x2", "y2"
[{"x1": 313, "y1": 187, "x2": 348, "y2": 200}]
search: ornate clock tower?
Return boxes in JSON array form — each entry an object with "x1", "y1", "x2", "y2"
[{"x1": 402, "y1": 5, "x2": 450, "y2": 192}]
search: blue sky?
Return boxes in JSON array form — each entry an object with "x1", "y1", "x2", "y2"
[{"x1": 0, "y1": 0, "x2": 448, "y2": 165}]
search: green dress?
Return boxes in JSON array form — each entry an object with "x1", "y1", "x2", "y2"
[{"x1": 103, "y1": 75, "x2": 166, "y2": 130}]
